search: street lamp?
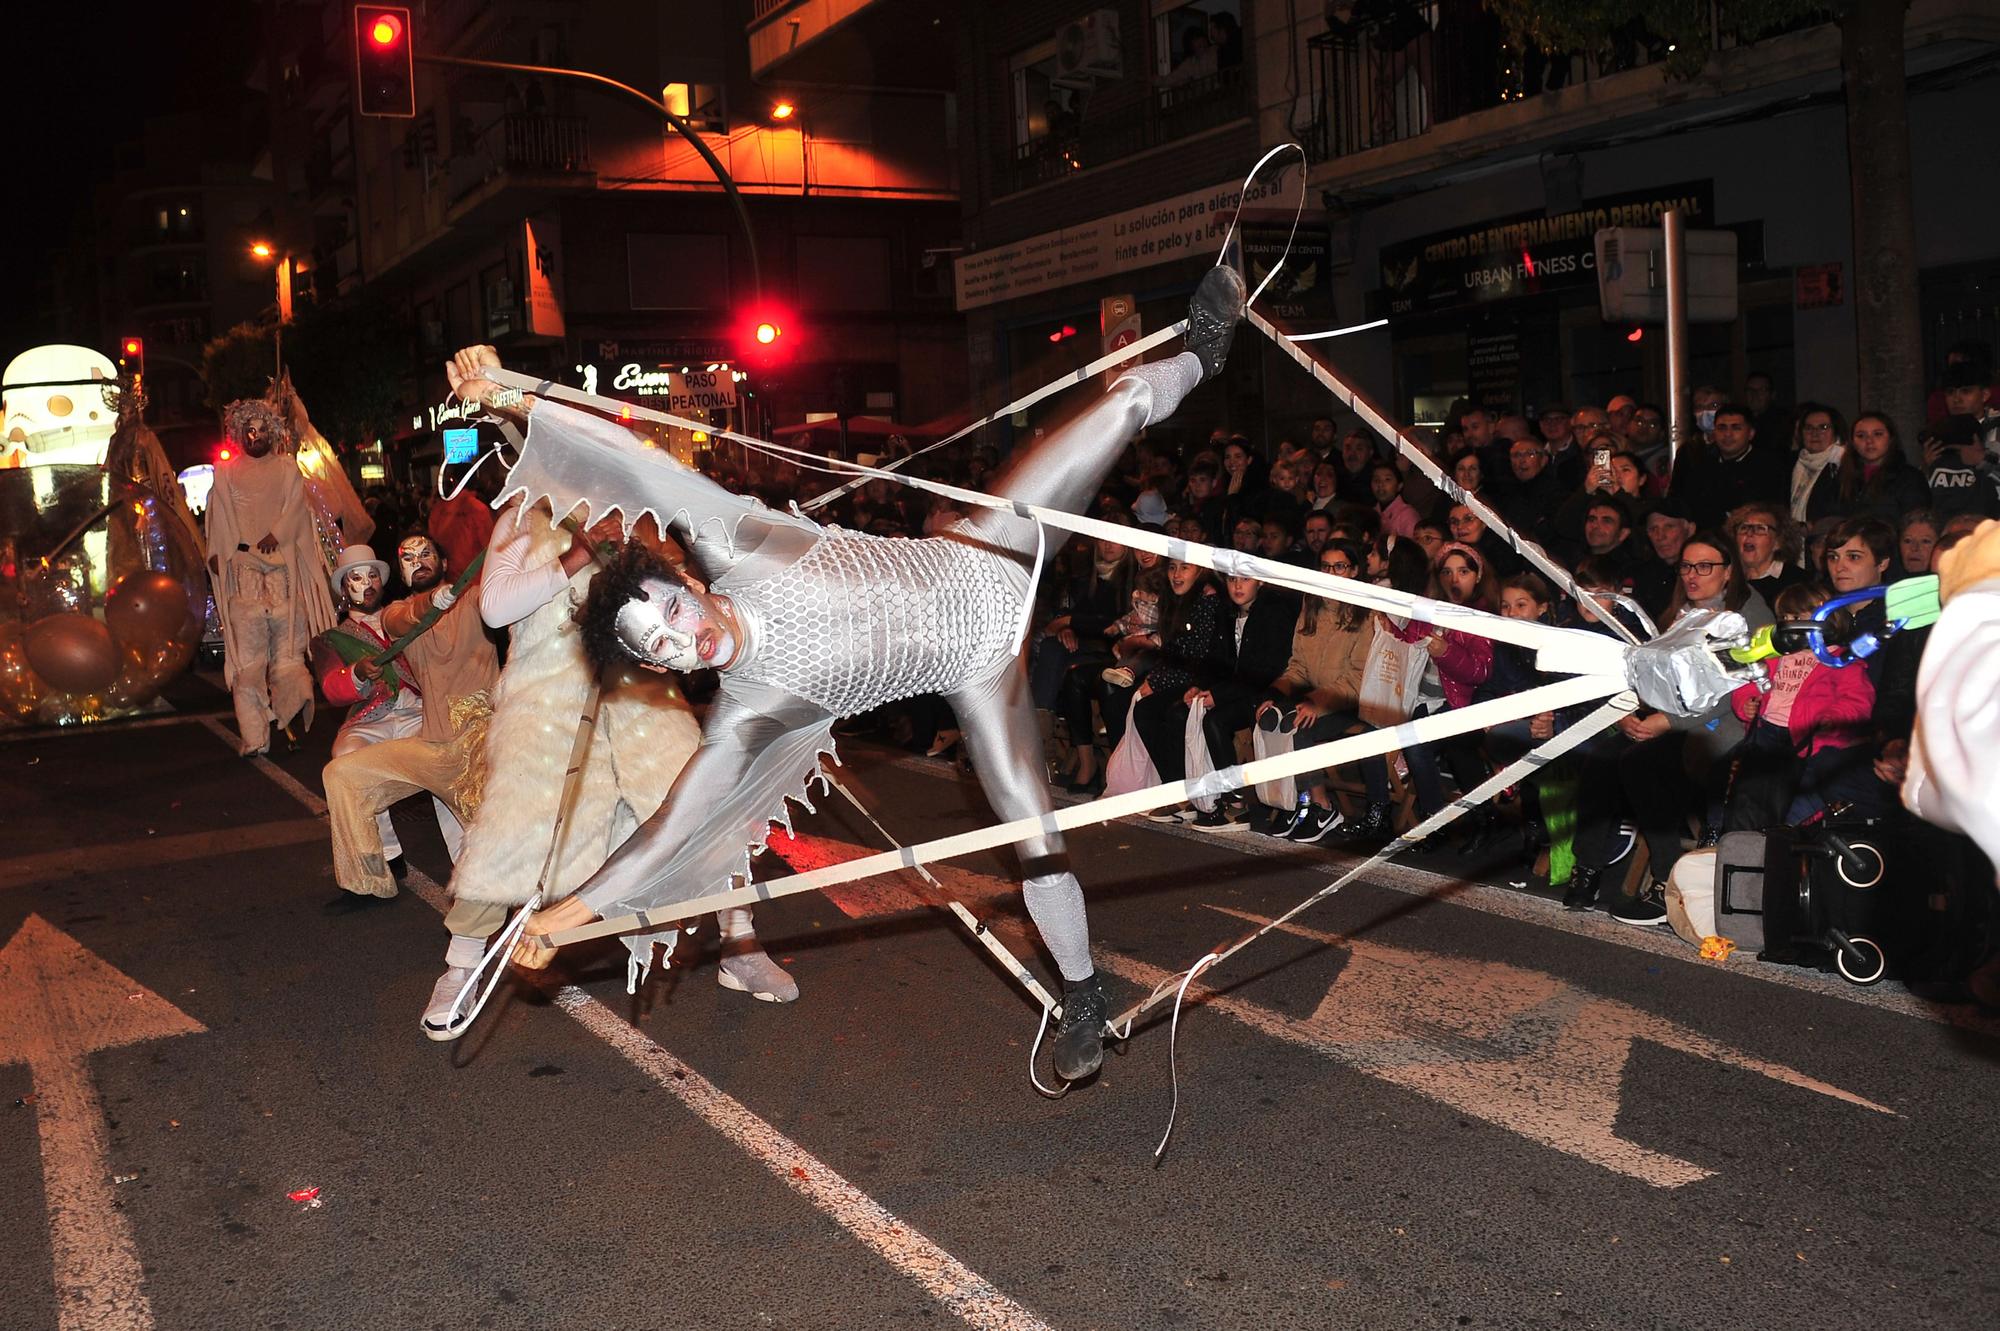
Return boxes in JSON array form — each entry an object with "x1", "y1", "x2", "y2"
[
  {"x1": 247, "y1": 242, "x2": 291, "y2": 376},
  {"x1": 770, "y1": 99, "x2": 796, "y2": 121}
]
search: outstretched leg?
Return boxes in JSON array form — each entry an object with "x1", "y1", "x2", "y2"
[
  {"x1": 950, "y1": 662, "x2": 1107, "y2": 1080},
  {"x1": 963, "y1": 265, "x2": 1246, "y2": 559}
]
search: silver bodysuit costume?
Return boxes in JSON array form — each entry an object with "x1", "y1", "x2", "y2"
[{"x1": 499, "y1": 363, "x2": 1193, "y2": 984}]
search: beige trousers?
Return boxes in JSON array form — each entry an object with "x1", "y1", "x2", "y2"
[{"x1": 324, "y1": 729, "x2": 472, "y2": 915}]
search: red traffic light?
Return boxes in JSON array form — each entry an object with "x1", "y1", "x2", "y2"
[
  {"x1": 218, "y1": 446, "x2": 233, "y2": 462},
  {"x1": 354, "y1": 6, "x2": 415, "y2": 118},
  {"x1": 121, "y1": 337, "x2": 143, "y2": 358},
  {"x1": 739, "y1": 306, "x2": 794, "y2": 368}
]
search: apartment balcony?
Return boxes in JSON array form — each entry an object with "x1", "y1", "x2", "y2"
[
  {"x1": 445, "y1": 113, "x2": 595, "y2": 228},
  {"x1": 1303, "y1": 0, "x2": 1999, "y2": 195},
  {"x1": 998, "y1": 63, "x2": 1251, "y2": 198},
  {"x1": 748, "y1": 0, "x2": 955, "y2": 90}
]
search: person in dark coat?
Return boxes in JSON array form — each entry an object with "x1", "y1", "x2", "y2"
[{"x1": 1134, "y1": 570, "x2": 1292, "y2": 830}]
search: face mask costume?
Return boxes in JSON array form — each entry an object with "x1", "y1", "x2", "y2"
[
  {"x1": 398, "y1": 536, "x2": 443, "y2": 592},
  {"x1": 343, "y1": 563, "x2": 385, "y2": 613}
]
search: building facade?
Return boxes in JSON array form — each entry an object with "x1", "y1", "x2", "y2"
[
  {"x1": 276, "y1": 0, "x2": 966, "y2": 478},
  {"x1": 951, "y1": 0, "x2": 2000, "y2": 451}
]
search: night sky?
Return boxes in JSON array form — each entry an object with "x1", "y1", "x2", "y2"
[{"x1": 0, "y1": 0, "x2": 261, "y2": 354}]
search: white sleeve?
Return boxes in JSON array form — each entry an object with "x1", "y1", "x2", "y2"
[
  {"x1": 1904, "y1": 582, "x2": 2000, "y2": 873},
  {"x1": 479, "y1": 506, "x2": 572, "y2": 629}
]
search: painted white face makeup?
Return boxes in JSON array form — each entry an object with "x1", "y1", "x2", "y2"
[
  {"x1": 614, "y1": 577, "x2": 736, "y2": 672},
  {"x1": 342, "y1": 565, "x2": 384, "y2": 609}
]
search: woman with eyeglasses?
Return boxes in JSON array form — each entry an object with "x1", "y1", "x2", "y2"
[
  {"x1": 1788, "y1": 403, "x2": 1847, "y2": 524},
  {"x1": 1726, "y1": 501, "x2": 1804, "y2": 608},
  {"x1": 1254, "y1": 539, "x2": 1373, "y2": 841},
  {"x1": 1609, "y1": 533, "x2": 1774, "y2": 926},
  {"x1": 1834, "y1": 412, "x2": 1929, "y2": 522}
]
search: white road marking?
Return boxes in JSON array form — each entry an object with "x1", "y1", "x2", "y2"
[
  {"x1": 1100, "y1": 906, "x2": 1894, "y2": 1189},
  {"x1": 0, "y1": 917, "x2": 206, "y2": 1331},
  {"x1": 0, "y1": 820, "x2": 326, "y2": 892},
  {"x1": 196, "y1": 716, "x2": 327, "y2": 815},
  {"x1": 209, "y1": 726, "x2": 1060, "y2": 1331}
]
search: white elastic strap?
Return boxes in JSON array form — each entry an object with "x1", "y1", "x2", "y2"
[
  {"x1": 1109, "y1": 693, "x2": 1638, "y2": 1033},
  {"x1": 484, "y1": 369, "x2": 1623, "y2": 675},
  {"x1": 1153, "y1": 952, "x2": 1221, "y2": 1163},
  {"x1": 1287, "y1": 318, "x2": 1389, "y2": 342},
  {"x1": 437, "y1": 441, "x2": 513, "y2": 502},
  {"x1": 1026, "y1": 1002, "x2": 1071, "y2": 1100},
  {"x1": 445, "y1": 892, "x2": 541, "y2": 1032},
  {"x1": 804, "y1": 141, "x2": 1305, "y2": 515},
  {"x1": 550, "y1": 675, "x2": 1628, "y2": 949}
]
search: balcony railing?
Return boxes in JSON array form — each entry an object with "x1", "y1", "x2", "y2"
[
  {"x1": 448, "y1": 113, "x2": 591, "y2": 205},
  {"x1": 1306, "y1": 3, "x2": 1836, "y2": 164},
  {"x1": 999, "y1": 63, "x2": 1248, "y2": 196}
]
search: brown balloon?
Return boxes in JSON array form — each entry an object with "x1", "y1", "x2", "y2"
[
  {"x1": 25, "y1": 613, "x2": 121, "y2": 695},
  {"x1": 106, "y1": 569, "x2": 195, "y2": 645}
]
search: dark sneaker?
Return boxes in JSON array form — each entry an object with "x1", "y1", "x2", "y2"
[
  {"x1": 1051, "y1": 974, "x2": 1109, "y2": 1082},
  {"x1": 1290, "y1": 803, "x2": 1345, "y2": 844},
  {"x1": 1184, "y1": 264, "x2": 1247, "y2": 381},
  {"x1": 1263, "y1": 801, "x2": 1309, "y2": 838},
  {"x1": 1146, "y1": 805, "x2": 1195, "y2": 825},
  {"x1": 1611, "y1": 882, "x2": 1671, "y2": 927},
  {"x1": 1189, "y1": 806, "x2": 1248, "y2": 833},
  {"x1": 1561, "y1": 866, "x2": 1602, "y2": 912}
]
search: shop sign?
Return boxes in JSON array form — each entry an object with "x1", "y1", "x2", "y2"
[
  {"x1": 1379, "y1": 181, "x2": 1715, "y2": 318},
  {"x1": 1244, "y1": 224, "x2": 1333, "y2": 325},
  {"x1": 955, "y1": 165, "x2": 1305, "y2": 311}
]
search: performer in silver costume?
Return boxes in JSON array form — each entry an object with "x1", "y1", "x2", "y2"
[{"x1": 458, "y1": 266, "x2": 1248, "y2": 1082}]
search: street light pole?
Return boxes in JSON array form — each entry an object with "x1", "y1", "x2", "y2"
[{"x1": 415, "y1": 54, "x2": 763, "y2": 299}]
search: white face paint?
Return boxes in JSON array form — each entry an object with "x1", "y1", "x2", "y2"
[
  {"x1": 398, "y1": 537, "x2": 440, "y2": 590},
  {"x1": 613, "y1": 577, "x2": 736, "y2": 672},
  {"x1": 342, "y1": 564, "x2": 384, "y2": 610}
]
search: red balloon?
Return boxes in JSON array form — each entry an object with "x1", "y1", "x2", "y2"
[
  {"x1": 25, "y1": 613, "x2": 120, "y2": 695},
  {"x1": 107, "y1": 569, "x2": 195, "y2": 645}
]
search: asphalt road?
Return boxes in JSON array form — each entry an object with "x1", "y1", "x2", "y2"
[{"x1": 4, "y1": 686, "x2": 1999, "y2": 1331}]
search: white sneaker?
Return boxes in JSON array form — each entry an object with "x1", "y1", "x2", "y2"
[
  {"x1": 718, "y1": 947, "x2": 800, "y2": 1003},
  {"x1": 1145, "y1": 805, "x2": 1195, "y2": 824},
  {"x1": 421, "y1": 965, "x2": 478, "y2": 1041},
  {"x1": 1100, "y1": 666, "x2": 1136, "y2": 688}
]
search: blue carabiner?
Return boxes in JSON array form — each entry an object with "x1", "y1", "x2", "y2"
[{"x1": 1808, "y1": 586, "x2": 1890, "y2": 667}]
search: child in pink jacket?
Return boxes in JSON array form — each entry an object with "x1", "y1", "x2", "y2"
[{"x1": 1725, "y1": 584, "x2": 1883, "y2": 828}]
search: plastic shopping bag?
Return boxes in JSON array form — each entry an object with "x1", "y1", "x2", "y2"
[
  {"x1": 1185, "y1": 698, "x2": 1219, "y2": 812},
  {"x1": 1103, "y1": 695, "x2": 1160, "y2": 798}
]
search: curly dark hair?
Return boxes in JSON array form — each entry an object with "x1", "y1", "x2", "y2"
[{"x1": 577, "y1": 541, "x2": 688, "y2": 675}]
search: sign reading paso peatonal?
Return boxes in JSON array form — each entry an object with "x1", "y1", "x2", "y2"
[{"x1": 612, "y1": 363, "x2": 739, "y2": 413}]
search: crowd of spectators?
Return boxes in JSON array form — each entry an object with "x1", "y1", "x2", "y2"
[{"x1": 694, "y1": 342, "x2": 2000, "y2": 988}]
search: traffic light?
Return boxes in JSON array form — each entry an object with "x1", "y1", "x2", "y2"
[
  {"x1": 118, "y1": 336, "x2": 144, "y2": 378},
  {"x1": 354, "y1": 6, "x2": 415, "y2": 118},
  {"x1": 738, "y1": 305, "x2": 794, "y2": 371}
]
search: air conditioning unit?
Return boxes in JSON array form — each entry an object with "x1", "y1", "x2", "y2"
[{"x1": 1055, "y1": 9, "x2": 1123, "y2": 83}]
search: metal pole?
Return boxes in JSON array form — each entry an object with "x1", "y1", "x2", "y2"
[
  {"x1": 417, "y1": 54, "x2": 762, "y2": 299},
  {"x1": 1663, "y1": 207, "x2": 1690, "y2": 474}
]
